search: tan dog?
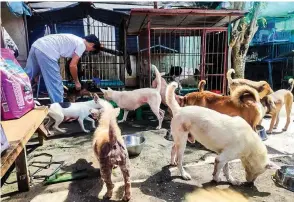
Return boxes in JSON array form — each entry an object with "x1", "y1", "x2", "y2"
[
  {"x1": 227, "y1": 69, "x2": 273, "y2": 99},
  {"x1": 262, "y1": 78, "x2": 293, "y2": 134},
  {"x1": 177, "y1": 85, "x2": 264, "y2": 130},
  {"x1": 185, "y1": 188, "x2": 248, "y2": 202},
  {"x1": 93, "y1": 102, "x2": 131, "y2": 201},
  {"x1": 101, "y1": 65, "x2": 164, "y2": 129},
  {"x1": 166, "y1": 82, "x2": 279, "y2": 184}
]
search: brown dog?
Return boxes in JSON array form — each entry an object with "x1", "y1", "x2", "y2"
[
  {"x1": 178, "y1": 85, "x2": 264, "y2": 130},
  {"x1": 93, "y1": 102, "x2": 131, "y2": 201},
  {"x1": 63, "y1": 85, "x2": 93, "y2": 102},
  {"x1": 227, "y1": 69, "x2": 273, "y2": 99},
  {"x1": 262, "y1": 78, "x2": 293, "y2": 134}
]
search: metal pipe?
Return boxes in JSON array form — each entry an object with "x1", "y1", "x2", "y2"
[
  {"x1": 151, "y1": 27, "x2": 227, "y2": 31},
  {"x1": 130, "y1": 9, "x2": 247, "y2": 17},
  {"x1": 147, "y1": 16, "x2": 151, "y2": 87}
]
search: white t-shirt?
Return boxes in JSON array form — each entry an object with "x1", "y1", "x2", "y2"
[{"x1": 32, "y1": 34, "x2": 86, "y2": 61}]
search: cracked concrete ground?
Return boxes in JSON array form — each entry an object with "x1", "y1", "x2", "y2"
[{"x1": 1, "y1": 106, "x2": 294, "y2": 202}]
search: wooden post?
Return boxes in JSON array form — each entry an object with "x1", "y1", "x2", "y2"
[{"x1": 15, "y1": 148, "x2": 30, "y2": 192}]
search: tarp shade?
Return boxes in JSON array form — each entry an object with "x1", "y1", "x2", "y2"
[
  {"x1": 6, "y1": 2, "x2": 32, "y2": 17},
  {"x1": 27, "y1": 2, "x2": 128, "y2": 30}
]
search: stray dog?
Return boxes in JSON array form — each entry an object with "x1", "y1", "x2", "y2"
[
  {"x1": 93, "y1": 102, "x2": 131, "y2": 201},
  {"x1": 63, "y1": 84, "x2": 93, "y2": 103},
  {"x1": 227, "y1": 69, "x2": 273, "y2": 99},
  {"x1": 46, "y1": 93, "x2": 103, "y2": 133},
  {"x1": 262, "y1": 78, "x2": 293, "y2": 133},
  {"x1": 101, "y1": 65, "x2": 164, "y2": 129},
  {"x1": 185, "y1": 188, "x2": 248, "y2": 202},
  {"x1": 151, "y1": 74, "x2": 182, "y2": 118},
  {"x1": 177, "y1": 85, "x2": 264, "y2": 130},
  {"x1": 166, "y1": 82, "x2": 279, "y2": 184}
]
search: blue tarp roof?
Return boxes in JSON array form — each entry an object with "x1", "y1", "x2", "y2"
[
  {"x1": 6, "y1": 2, "x2": 32, "y2": 17},
  {"x1": 27, "y1": 2, "x2": 129, "y2": 29}
]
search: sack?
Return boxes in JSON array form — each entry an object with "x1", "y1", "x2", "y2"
[{"x1": 1, "y1": 48, "x2": 34, "y2": 120}]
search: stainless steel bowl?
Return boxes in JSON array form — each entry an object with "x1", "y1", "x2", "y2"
[
  {"x1": 256, "y1": 125, "x2": 268, "y2": 141},
  {"x1": 123, "y1": 134, "x2": 146, "y2": 156}
]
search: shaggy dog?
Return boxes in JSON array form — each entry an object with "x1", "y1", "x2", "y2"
[
  {"x1": 101, "y1": 65, "x2": 164, "y2": 129},
  {"x1": 165, "y1": 82, "x2": 279, "y2": 184},
  {"x1": 262, "y1": 78, "x2": 293, "y2": 133},
  {"x1": 185, "y1": 188, "x2": 248, "y2": 202},
  {"x1": 93, "y1": 101, "x2": 131, "y2": 201},
  {"x1": 177, "y1": 85, "x2": 264, "y2": 130},
  {"x1": 227, "y1": 69, "x2": 273, "y2": 99}
]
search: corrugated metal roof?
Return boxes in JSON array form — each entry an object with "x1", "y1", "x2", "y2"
[{"x1": 127, "y1": 8, "x2": 247, "y2": 34}]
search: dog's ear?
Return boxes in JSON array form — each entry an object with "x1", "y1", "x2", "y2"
[
  {"x1": 100, "y1": 88, "x2": 106, "y2": 94},
  {"x1": 93, "y1": 93, "x2": 100, "y2": 102},
  {"x1": 265, "y1": 161, "x2": 280, "y2": 170},
  {"x1": 107, "y1": 87, "x2": 113, "y2": 91},
  {"x1": 113, "y1": 108, "x2": 121, "y2": 118}
]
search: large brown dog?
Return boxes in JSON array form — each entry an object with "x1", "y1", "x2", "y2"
[
  {"x1": 262, "y1": 78, "x2": 293, "y2": 134},
  {"x1": 93, "y1": 101, "x2": 131, "y2": 201},
  {"x1": 178, "y1": 85, "x2": 264, "y2": 130},
  {"x1": 227, "y1": 69, "x2": 273, "y2": 99}
]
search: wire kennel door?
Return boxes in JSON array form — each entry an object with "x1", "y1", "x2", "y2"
[{"x1": 138, "y1": 27, "x2": 228, "y2": 94}]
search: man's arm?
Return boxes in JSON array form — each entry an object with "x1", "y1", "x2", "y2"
[{"x1": 69, "y1": 53, "x2": 81, "y2": 90}]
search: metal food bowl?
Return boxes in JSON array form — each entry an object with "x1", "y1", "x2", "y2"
[
  {"x1": 256, "y1": 125, "x2": 268, "y2": 141},
  {"x1": 123, "y1": 134, "x2": 146, "y2": 156},
  {"x1": 273, "y1": 166, "x2": 294, "y2": 192}
]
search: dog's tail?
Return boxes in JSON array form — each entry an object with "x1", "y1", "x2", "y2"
[
  {"x1": 152, "y1": 64, "x2": 161, "y2": 92},
  {"x1": 288, "y1": 78, "x2": 294, "y2": 92},
  {"x1": 166, "y1": 82, "x2": 181, "y2": 115},
  {"x1": 226, "y1": 69, "x2": 235, "y2": 87},
  {"x1": 198, "y1": 80, "x2": 206, "y2": 92},
  {"x1": 231, "y1": 85, "x2": 260, "y2": 106}
]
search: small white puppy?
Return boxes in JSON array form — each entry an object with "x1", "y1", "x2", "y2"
[
  {"x1": 166, "y1": 82, "x2": 279, "y2": 185},
  {"x1": 47, "y1": 93, "x2": 104, "y2": 133},
  {"x1": 101, "y1": 65, "x2": 165, "y2": 129}
]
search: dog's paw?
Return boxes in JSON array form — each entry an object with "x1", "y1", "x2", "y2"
[
  {"x1": 58, "y1": 129, "x2": 66, "y2": 133},
  {"x1": 212, "y1": 175, "x2": 221, "y2": 183},
  {"x1": 282, "y1": 128, "x2": 287, "y2": 131},
  {"x1": 229, "y1": 179, "x2": 242, "y2": 186},
  {"x1": 84, "y1": 130, "x2": 90, "y2": 133},
  {"x1": 103, "y1": 194, "x2": 112, "y2": 200},
  {"x1": 182, "y1": 172, "x2": 192, "y2": 180},
  {"x1": 273, "y1": 126, "x2": 277, "y2": 129},
  {"x1": 170, "y1": 162, "x2": 177, "y2": 166},
  {"x1": 156, "y1": 126, "x2": 161, "y2": 130},
  {"x1": 266, "y1": 130, "x2": 273, "y2": 134},
  {"x1": 122, "y1": 194, "x2": 131, "y2": 201}
]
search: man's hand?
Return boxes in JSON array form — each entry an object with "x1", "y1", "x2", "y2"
[{"x1": 75, "y1": 80, "x2": 81, "y2": 90}]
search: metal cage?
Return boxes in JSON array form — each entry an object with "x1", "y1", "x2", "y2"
[{"x1": 127, "y1": 8, "x2": 245, "y2": 95}]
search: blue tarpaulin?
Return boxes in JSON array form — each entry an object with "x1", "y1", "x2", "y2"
[{"x1": 6, "y1": 2, "x2": 32, "y2": 17}]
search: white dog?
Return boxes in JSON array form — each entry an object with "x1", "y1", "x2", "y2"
[
  {"x1": 166, "y1": 82, "x2": 279, "y2": 185},
  {"x1": 101, "y1": 65, "x2": 165, "y2": 129},
  {"x1": 46, "y1": 93, "x2": 104, "y2": 133}
]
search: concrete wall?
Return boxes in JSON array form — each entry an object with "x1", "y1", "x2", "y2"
[{"x1": 1, "y1": 3, "x2": 28, "y2": 67}]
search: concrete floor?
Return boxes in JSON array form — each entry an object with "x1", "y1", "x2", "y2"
[{"x1": 1, "y1": 106, "x2": 294, "y2": 202}]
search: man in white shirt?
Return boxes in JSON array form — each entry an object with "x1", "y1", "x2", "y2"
[{"x1": 25, "y1": 34, "x2": 101, "y2": 103}]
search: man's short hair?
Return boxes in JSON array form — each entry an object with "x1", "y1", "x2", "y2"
[{"x1": 84, "y1": 34, "x2": 101, "y2": 54}]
